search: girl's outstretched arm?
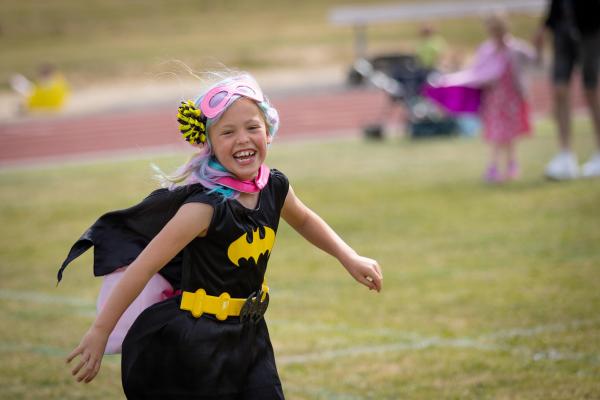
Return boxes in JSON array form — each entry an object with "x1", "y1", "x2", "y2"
[
  {"x1": 66, "y1": 202, "x2": 214, "y2": 383},
  {"x1": 281, "y1": 185, "x2": 382, "y2": 292}
]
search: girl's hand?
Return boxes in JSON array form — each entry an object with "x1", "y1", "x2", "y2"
[
  {"x1": 66, "y1": 326, "x2": 109, "y2": 383},
  {"x1": 341, "y1": 254, "x2": 383, "y2": 292}
]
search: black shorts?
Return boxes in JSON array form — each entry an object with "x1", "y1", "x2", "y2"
[{"x1": 552, "y1": 27, "x2": 600, "y2": 89}]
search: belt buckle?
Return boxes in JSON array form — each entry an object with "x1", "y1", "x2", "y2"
[{"x1": 240, "y1": 289, "x2": 269, "y2": 324}]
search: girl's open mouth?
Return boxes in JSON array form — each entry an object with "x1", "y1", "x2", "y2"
[{"x1": 233, "y1": 150, "x2": 256, "y2": 163}]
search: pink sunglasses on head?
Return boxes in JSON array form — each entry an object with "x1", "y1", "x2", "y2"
[{"x1": 199, "y1": 77, "x2": 265, "y2": 118}]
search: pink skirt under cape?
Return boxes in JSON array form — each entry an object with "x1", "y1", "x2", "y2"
[{"x1": 96, "y1": 269, "x2": 177, "y2": 354}]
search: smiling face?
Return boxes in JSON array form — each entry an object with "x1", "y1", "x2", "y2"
[{"x1": 208, "y1": 97, "x2": 271, "y2": 181}]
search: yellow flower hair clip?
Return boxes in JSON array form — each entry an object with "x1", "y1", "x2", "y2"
[{"x1": 177, "y1": 100, "x2": 207, "y2": 145}]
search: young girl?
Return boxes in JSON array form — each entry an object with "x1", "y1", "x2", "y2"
[
  {"x1": 58, "y1": 72, "x2": 382, "y2": 399},
  {"x1": 425, "y1": 12, "x2": 538, "y2": 182}
]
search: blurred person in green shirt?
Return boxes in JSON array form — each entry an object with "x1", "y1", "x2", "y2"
[{"x1": 415, "y1": 23, "x2": 447, "y2": 70}]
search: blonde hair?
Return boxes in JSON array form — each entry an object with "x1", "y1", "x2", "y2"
[
  {"x1": 484, "y1": 9, "x2": 509, "y2": 35},
  {"x1": 154, "y1": 71, "x2": 279, "y2": 199}
]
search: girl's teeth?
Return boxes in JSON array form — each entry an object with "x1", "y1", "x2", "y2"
[{"x1": 235, "y1": 151, "x2": 255, "y2": 158}]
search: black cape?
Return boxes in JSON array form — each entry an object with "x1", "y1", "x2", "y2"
[{"x1": 57, "y1": 184, "x2": 216, "y2": 290}]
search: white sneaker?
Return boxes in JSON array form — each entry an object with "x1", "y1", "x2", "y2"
[
  {"x1": 582, "y1": 152, "x2": 600, "y2": 178},
  {"x1": 545, "y1": 151, "x2": 580, "y2": 180}
]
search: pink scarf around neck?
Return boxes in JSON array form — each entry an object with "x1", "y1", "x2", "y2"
[{"x1": 215, "y1": 165, "x2": 270, "y2": 194}]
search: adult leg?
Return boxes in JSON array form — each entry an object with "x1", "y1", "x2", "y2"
[
  {"x1": 546, "y1": 82, "x2": 580, "y2": 179},
  {"x1": 554, "y1": 83, "x2": 572, "y2": 151},
  {"x1": 580, "y1": 30, "x2": 600, "y2": 177},
  {"x1": 584, "y1": 88, "x2": 600, "y2": 147},
  {"x1": 545, "y1": 27, "x2": 580, "y2": 179}
]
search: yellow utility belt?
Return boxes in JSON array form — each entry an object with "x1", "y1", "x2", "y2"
[{"x1": 180, "y1": 284, "x2": 269, "y2": 322}]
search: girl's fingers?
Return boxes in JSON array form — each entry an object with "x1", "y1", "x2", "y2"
[
  {"x1": 363, "y1": 275, "x2": 380, "y2": 292},
  {"x1": 366, "y1": 259, "x2": 382, "y2": 280},
  {"x1": 71, "y1": 351, "x2": 91, "y2": 375},
  {"x1": 66, "y1": 331, "x2": 105, "y2": 383},
  {"x1": 71, "y1": 354, "x2": 89, "y2": 376},
  {"x1": 374, "y1": 263, "x2": 383, "y2": 279},
  {"x1": 66, "y1": 345, "x2": 82, "y2": 363},
  {"x1": 369, "y1": 262, "x2": 383, "y2": 289},
  {"x1": 365, "y1": 272, "x2": 382, "y2": 291},
  {"x1": 84, "y1": 360, "x2": 101, "y2": 383},
  {"x1": 374, "y1": 278, "x2": 382, "y2": 291},
  {"x1": 76, "y1": 357, "x2": 96, "y2": 382}
]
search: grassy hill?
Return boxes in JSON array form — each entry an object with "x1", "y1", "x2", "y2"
[{"x1": 0, "y1": 0, "x2": 542, "y2": 88}]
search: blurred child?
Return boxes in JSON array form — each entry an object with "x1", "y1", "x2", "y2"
[
  {"x1": 10, "y1": 63, "x2": 70, "y2": 113},
  {"x1": 58, "y1": 72, "x2": 382, "y2": 398},
  {"x1": 415, "y1": 22, "x2": 447, "y2": 71},
  {"x1": 425, "y1": 12, "x2": 538, "y2": 182}
]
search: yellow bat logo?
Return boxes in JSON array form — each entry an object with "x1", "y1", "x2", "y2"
[{"x1": 227, "y1": 226, "x2": 276, "y2": 267}]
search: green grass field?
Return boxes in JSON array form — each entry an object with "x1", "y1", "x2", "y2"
[{"x1": 1, "y1": 117, "x2": 599, "y2": 399}]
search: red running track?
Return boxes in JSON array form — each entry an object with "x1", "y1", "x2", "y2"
[{"x1": 0, "y1": 78, "x2": 585, "y2": 166}]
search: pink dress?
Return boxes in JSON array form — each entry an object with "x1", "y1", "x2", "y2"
[
  {"x1": 423, "y1": 36, "x2": 536, "y2": 144},
  {"x1": 480, "y1": 60, "x2": 531, "y2": 145}
]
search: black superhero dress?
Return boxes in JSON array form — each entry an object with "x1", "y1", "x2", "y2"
[{"x1": 58, "y1": 169, "x2": 289, "y2": 400}]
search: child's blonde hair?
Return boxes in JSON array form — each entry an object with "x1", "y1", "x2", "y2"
[
  {"x1": 155, "y1": 72, "x2": 279, "y2": 199},
  {"x1": 484, "y1": 9, "x2": 509, "y2": 36}
]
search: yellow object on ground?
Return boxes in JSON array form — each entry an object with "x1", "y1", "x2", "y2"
[{"x1": 26, "y1": 73, "x2": 70, "y2": 111}]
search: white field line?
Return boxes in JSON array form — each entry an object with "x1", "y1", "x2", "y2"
[
  {"x1": 276, "y1": 318, "x2": 600, "y2": 366},
  {"x1": 1, "y1": 289, "x2": 599, "y2": 366},
  {"x1": 482, "y1": 318, "x2": 600, "y2": 340},
  {"x1": 278, "y1": 335, "x2": 600, "y2": 366},
  {"x1": 0, "y1": 288, "x2": 95, "y2": 308}
]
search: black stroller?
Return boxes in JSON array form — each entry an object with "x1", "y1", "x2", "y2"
[{"x1": 349, "y1": 54, "x2": 457, "y2": 139}]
